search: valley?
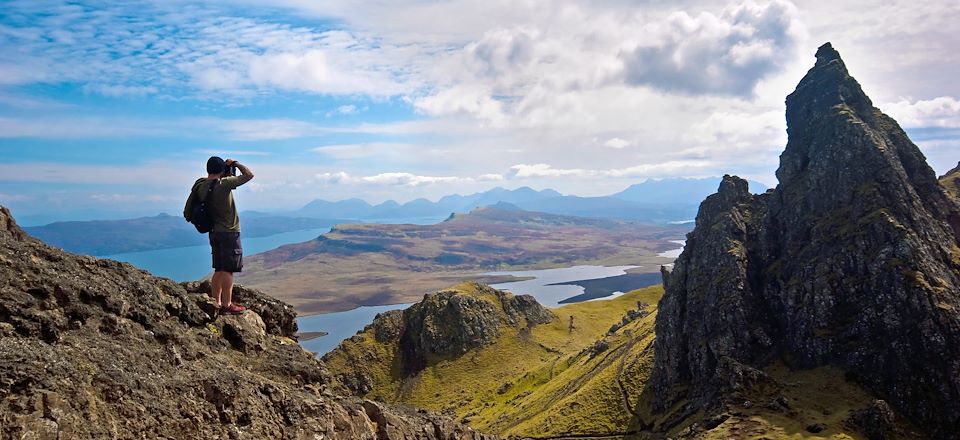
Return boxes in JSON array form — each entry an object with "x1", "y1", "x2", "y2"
[{"x1": 237, "y1": 205, "x2": 687, "y2": 314}]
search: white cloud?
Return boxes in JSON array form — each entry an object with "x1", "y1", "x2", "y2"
[
  {"x1": 505, "y1": 161, "x2": 714, "y2": 180},
  {"x1": 603, "y1": 137, "x2": 630, "y2": 149},
  {"x1": 361, "y1": 172, "x2": 463, "y2": 186},
  {"x1": 506, "y1": 163, "x2": 591, "y2": 179},
  {"x1": 0, "y1": 2, "x2": 411, "y2": 100},
  {"x1": 882, "y1": 96, "x2": 960, "y2": 128},
  {"x1": 3, "y1": 0, "x2": 958, "y2": 208},
  {"x1": 477, "y1": 173, "x2": 505, "y2": 182},
  {"x1": 620, "y1": 0, "x2": 803, "y2": 96},
  {"x1": 315, "y1": 171, "x2": 351, "y2": 184},
  {"x1": 414, "y1": 85, "x2": 509, "y2": 126}
]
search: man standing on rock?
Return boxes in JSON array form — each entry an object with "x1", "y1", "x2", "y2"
[{"x1": 189, "y1": 156, "x2": 255, "y2": 315}]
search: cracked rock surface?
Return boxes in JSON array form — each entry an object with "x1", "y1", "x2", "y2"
[{"x1": 0, "y1": 205, "x2": 497, "y2": 440}]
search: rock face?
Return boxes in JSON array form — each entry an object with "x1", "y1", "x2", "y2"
[
  {"x1": 331, "y1": 282, "x2": 555, "y2": 391},
  {"x1": 397, "y1": 283, "x2": 554, "y2": 374},
  {"x1": 0, "y1": 205, "x2": 497, "y2": 439},
  {"x1": 652, "y1": 43, "x2": 960, "y2": 438}
]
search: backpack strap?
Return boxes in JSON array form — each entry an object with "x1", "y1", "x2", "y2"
[
  {"x1": 199, "y1": 178, "x2": 219, "y2": 202},
  {"x1": 193, "y1": 177, "x2": 220, "y2": 203}
]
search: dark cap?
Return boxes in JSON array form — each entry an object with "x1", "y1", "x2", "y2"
[{"x1": 206, "y1": 156, "x2": 225, "y2": 174}]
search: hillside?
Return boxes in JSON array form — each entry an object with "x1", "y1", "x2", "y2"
[
  {"x1": 0, "y1": 205, "x2": 495, "y2": 439},
  {"x1": 237, "y1": 206, "x2": 685, "y2": 314},
  {"x1": 940, "y1": 161, "x2": 960, "y2": 200},
  {"x1": 325, "y1": 283, "x2": 906, "y2": 439},
  {"x1": 23, "y1": 213, "x2": 342, "y2": 256},
  {"x1": 323, "y1": 282, "x2": 660, "y2": 437}
]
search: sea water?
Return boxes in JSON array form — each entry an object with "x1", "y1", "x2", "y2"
[
  {"x1": 103, "y1": 228, "x2": 332, "y2": 281},
  {"x1": 297, "y1": 264, "x2": 641, "y2": 356}
]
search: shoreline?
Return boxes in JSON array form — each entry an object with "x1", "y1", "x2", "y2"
[{"x1": 296, "y1": 331, "x2": 328, "y2": 341}]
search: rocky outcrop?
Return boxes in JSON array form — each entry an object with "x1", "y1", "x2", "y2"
[
  {"x1": 330, "y1": 282, "x2": 555, "y2": 390},
  {"x1": 398, "y1": 283, "x2": 554, "y2": 374},
  {"x1": 652, "y1": 43, "x2": 960, "y2": 438},
  {"x1": 0, "y1": 205, "x2": 497, "y2": 439}
]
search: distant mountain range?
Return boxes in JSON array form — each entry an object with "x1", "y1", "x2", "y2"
[
  {"x1": 23, "y1": 213, "x2": 345, "y2": 256},
  {"x1": 296, "y1": 177, "x2": 768, "y2": 223},
  {"x1": 22, "y1": 177, "x2": 766, "y2": 256}
]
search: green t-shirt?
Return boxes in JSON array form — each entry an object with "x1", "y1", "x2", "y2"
[{"x1": 185, "y1": 175, "x2": 252, "y2": 233}]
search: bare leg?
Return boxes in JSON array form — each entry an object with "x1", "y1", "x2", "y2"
[
  {"x1": 221, "y1": 272, "x2": 235, "y2": 307},
  {"x1": 210, "y1": 271, "x2": 224, "y2": 306}
]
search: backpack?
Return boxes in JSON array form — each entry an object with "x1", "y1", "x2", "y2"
[{"x1": 185, "y1": 178, "x2": 219, "y2": 233}]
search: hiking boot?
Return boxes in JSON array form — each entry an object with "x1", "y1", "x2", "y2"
[{"x1": 219, "y1": 303, "x2": 247, "y2": 315}]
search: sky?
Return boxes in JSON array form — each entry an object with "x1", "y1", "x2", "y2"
[{"x1": 0, "y1": 0, "x2": 958, "y2": 225}]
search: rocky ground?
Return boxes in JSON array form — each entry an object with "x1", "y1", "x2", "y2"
[{"x1": 0, "y1": 205, "x2": 497, "y2": 439}]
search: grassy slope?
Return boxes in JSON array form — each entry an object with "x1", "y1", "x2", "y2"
[
  {"x1": 940, "y1": 168, "x2": 960, "y2": 200},
  {"x1": 326, "y1": 285, "x2": 674, "y2": 437}
]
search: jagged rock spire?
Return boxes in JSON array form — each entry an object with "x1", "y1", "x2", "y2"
[{"x1": 651, "y1": 43, "x2": 960, "y2": 439}]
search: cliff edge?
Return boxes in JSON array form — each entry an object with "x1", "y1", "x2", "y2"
[{"x1": 0, "y1": 205, "x2": 496, "y2": 439}]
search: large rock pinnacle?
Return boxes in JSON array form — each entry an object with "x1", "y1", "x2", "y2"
[{"x1": 651, "y1": 43, "x2": 960, "y2": 438}]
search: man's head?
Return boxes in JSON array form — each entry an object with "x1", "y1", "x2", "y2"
[{"x1": 207, "y1": 156, "x2": 226, "y2": 175}]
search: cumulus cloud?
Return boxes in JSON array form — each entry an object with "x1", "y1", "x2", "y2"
[
  {"x1": 7, "y1": 0, "x2": 957, "y2": 206},
  {"x1": 620, "y1": 0, "x2": 803, "y2": 96},
  {"x1": 883, "y1": 96, "x2": 960, "y2": 128}
]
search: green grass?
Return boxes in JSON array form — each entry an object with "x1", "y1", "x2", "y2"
[
  {"x1": 695, "y1": 364, "x2": 879, "y2": 440},
  {"x1": 324, "y1": 283, "x2": 664, "y2": 437},
  {"x1": 940, "y1": 170, "x2": 960, "y2": 200},
  {"x1": 325, "y1": 282, "x2": 913, "y2": 439}
]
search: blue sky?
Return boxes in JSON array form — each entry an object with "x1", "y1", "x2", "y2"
[{"x1": 1, "y1": 0, "x2": 958, "y2": 225}]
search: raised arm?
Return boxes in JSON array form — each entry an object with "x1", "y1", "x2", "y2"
[{"x1": 225, "y1": 159, "x2": 254, "y2": 185}]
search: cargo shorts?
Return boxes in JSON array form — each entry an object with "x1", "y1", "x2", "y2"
[{"x1": 209, "y1": 231, "x2": 243, "y2": 273}]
